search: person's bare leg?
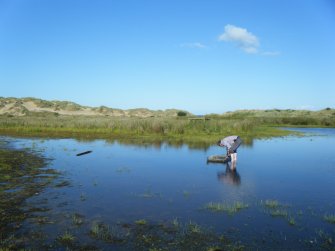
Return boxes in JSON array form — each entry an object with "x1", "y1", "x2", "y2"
[{"x1": 230, "y1": 159, "x2": 236, "y2": 170}]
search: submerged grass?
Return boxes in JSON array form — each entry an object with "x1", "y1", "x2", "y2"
[
  {"x1": 270, "y1": 209, "x2": 288, "y2": 218},
  {"x1": 0, "y1": 146, "x2": 59, "y2": 238},
  {"x1": 323, "y1": 214, "x2": 335, "y2": 224},
  {"x1": 135, "y1": 219, "x2": 147, "y2": 225},
  {"x1": 72, "y1": 213, "x2": 84, "y2": 226},
  {"x1": 264, "y1": 200, "x2": 280, "y2": 209},
  {"x1": 204, "y1": 201, "x2": 249, "y2": 215},
  {"x1": 288, "y1": 216, "x2": 296, "y2": 226},
  {"x1": 58, "y1": 231, "x2": 75, "y2": 244}
]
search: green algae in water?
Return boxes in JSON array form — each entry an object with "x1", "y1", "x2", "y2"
[{"x1": 0, "y1": 145, "x2": 59, "y2": 249}]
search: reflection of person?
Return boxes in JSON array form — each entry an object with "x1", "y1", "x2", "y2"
[
  {"x1": 217, "y1": 136, "x2": 242, "y2": 163},
  {"x1": 217, "y1": 163, "x2": 241, "y2": 186}
]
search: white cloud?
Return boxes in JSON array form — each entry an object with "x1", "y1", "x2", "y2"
[
  {"x1": 180, "y1": 42, "x2": 207, "y2": 49},
  {"x1": 218, "y1": 24, "x2": 259, "y2": 54}
]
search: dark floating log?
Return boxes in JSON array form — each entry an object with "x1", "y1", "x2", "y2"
[{"x1": 76, "y1": 151, "x2": 92, "y2": 156}]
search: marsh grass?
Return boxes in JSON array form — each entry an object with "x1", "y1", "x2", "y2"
[
  {"x1": 204, "y1": 201, "x2": 249, "y2": 215},
  {"x1": 182, "y1": 190, "x2": 191, "y2": 197},
  {"x1": 323, "y1": 214, "x2": 335, "y2": 224},
  {"x1": 0, "y1": 147, "x2": 59, "y2": 240},
  {"x1": 90, "y1": 221, "x2": 128, "y2": 244},
  {"x1": 264, "y1": 200, "x2": 280, "y2": 209},
  {"x1": 262, "y1": 200, "x2": 295, "y2": 223},
  {"x1": 135, "y1": 219, "x2": 147, "y2": 225},
  {"x1": 0, "y1": 115, "x2": 293, "y2": 143},
  {"x1": 72, "y1": 213, "x2": 84, "y2": 226},
  {"x1": 187, "y1": 221, "x2": 202, "y2": 234},
  {"x1": 58, "y1": 231, "x2": 75, "y2": 244},
  {"x1": 288, "y1": 216, "x2": 296, "y2": 226},
  {"x1": 172, "y1": 218, "x2": 180, "y2": 228},
  {"x1": 315, "y1": 229, "x2": 334, "y2": 250}
]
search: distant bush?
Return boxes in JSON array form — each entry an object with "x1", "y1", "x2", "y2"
[{"x1": 177, "y1": 111, "x2": 187, "y2": 117}]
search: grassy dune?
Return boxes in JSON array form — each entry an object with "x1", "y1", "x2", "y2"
[
  {"x1": 207, "y1": 108, "x2": 335, "y2": 127},
  {"x1": 1, "y1": 103, "x2": 334, "y2": 143}
]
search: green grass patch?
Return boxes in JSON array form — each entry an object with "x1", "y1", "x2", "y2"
[
  {"x1": 135, "y1": 219, "x2": 147, "y2": 225},
  {"x1": 0, "y1": 115, "x2": 294, "y2": 145},
  {"x1": 204, "y1": 201, "x2": 249, "y2": 215},
  {"x1": 264, "y1": 200, "x2": 280, "y2": 209},
  {"x1": 288, "y1": 216, "x2": 296, "y2": 226},
  {"x1": 323, "y1": 214, "x2": 335, "y2": 224},
  {"x1": 270, "y1": 209, "x2": 288, "y2": 218},
  {"x1": 57, "y1": 231, "x2": 75, "y2": 244}
]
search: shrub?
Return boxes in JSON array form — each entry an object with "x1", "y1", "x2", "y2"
[{"x1": 177, "y1": 111, "x2": 187, "y2": 117}]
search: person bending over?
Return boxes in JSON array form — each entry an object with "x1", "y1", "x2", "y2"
[{"x1": 217, "y1": 135, "x2": 242, "y2": 163}]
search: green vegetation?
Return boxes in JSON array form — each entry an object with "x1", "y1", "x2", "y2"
[
  {"x1": 270, "y1": 209, "x2": 288, "y2": 218},
  {"x1": 177, "y1": 111, "x2": 187, "y2": 117},
  {"x1": 204, "y1": 201, "x2": 249, "y2": 215},
  {"x1": 212, "y1": 108, "x2": 335, "y2": 127},
  {"x1": 57, "y1": 231, "x2": 75, "y2": 244},
  {"x1": 72, "y1": 213, "x2": 84, "y2": 226},
  {"x1": 2, "y1": 98, "x2": 334, "y2": 143},
  {"x1": 90, "y1": 222, "x2": 113, "y2": 242},
  {"x1": 0, "y1": 145, "x2": 60, "y2": 249},
  {"x1": 288, "y1": 216, "x2": 296, "y2": 226},
  {"x1": 323, "y1": 214, "x2": 335, "y2": 224},
  {"x1": 0, "y1": 114, "x2": 292, "y2": 144},
  {"x1": 135, "y1": 219, "x2": 147, "y2": 225},
  {"x1": 0, "y1": 147, "x2": 59, "y2": 238},
  {"x1": 262, "y1": 199, "x2": 297, "y2": 224},
  {"x1": 264, "y1": 200, "x2": 280, "y2": 209}
]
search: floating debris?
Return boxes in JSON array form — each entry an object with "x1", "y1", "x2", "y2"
[{"x1": 76, "y1": 151, "x2": 92, "y2": 156}]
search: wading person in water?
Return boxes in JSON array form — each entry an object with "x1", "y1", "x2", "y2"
[{"x1": 217, "y1": 135, "x2": 242, "y2": 165}]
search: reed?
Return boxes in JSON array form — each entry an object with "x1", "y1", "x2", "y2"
[
  {"x1": 204, "y1": 201, "x2": 249, "y2": 215},
  {"x1": 323, "y1": 214, "x2": 335, "y2": 224},
  {"x1": 0, "y1": 115, "x2": 292, "y2": 142}
]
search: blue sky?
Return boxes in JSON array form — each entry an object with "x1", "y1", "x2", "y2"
[{"x1": 0, "y1": 0, "x2": 334, "y2": 114}]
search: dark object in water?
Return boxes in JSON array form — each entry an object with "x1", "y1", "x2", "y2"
[
  {"x1": 76, "y1": 151, "x2": 92, "y2": 156},
  {"x1": 207, "y1": 154, "x2": 229, "y2": 163}
]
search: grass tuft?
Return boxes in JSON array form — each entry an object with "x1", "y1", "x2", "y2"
[
  {"x1": 204, "y1": 201, "x2": 249, "y2": 215},
  {"x1": 264, "y1": 200, "x2": 279, "y2": 209},
  {"x1": 58, "y1": 231, "x2": 75, "y2": 244},
  {"x1": 323, "y1": 214, "x2": 335, "y2": 224},
  {"x1": 135, "y1": 219, "x2": 147, "y2": 225}
]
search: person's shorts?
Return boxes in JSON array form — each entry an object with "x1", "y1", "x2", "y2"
[{"x1": 229, "y1": 136, "x2": 242, "y2": 153}]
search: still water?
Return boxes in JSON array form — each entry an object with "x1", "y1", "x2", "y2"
[{"x1": 1, "y1": 128, "x2": 335, "y2": 250}]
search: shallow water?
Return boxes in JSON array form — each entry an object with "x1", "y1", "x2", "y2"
[{"x1": 1, "y1": 128, "x2": 335, "y2": 250}]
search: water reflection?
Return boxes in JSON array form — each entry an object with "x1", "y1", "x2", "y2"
[
  {"x1": 217, "y1": 163, "x2": 241, "y2": 186},
  {"x1": 80, "y1": 137, "x2": 254, "y2": 150}
]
